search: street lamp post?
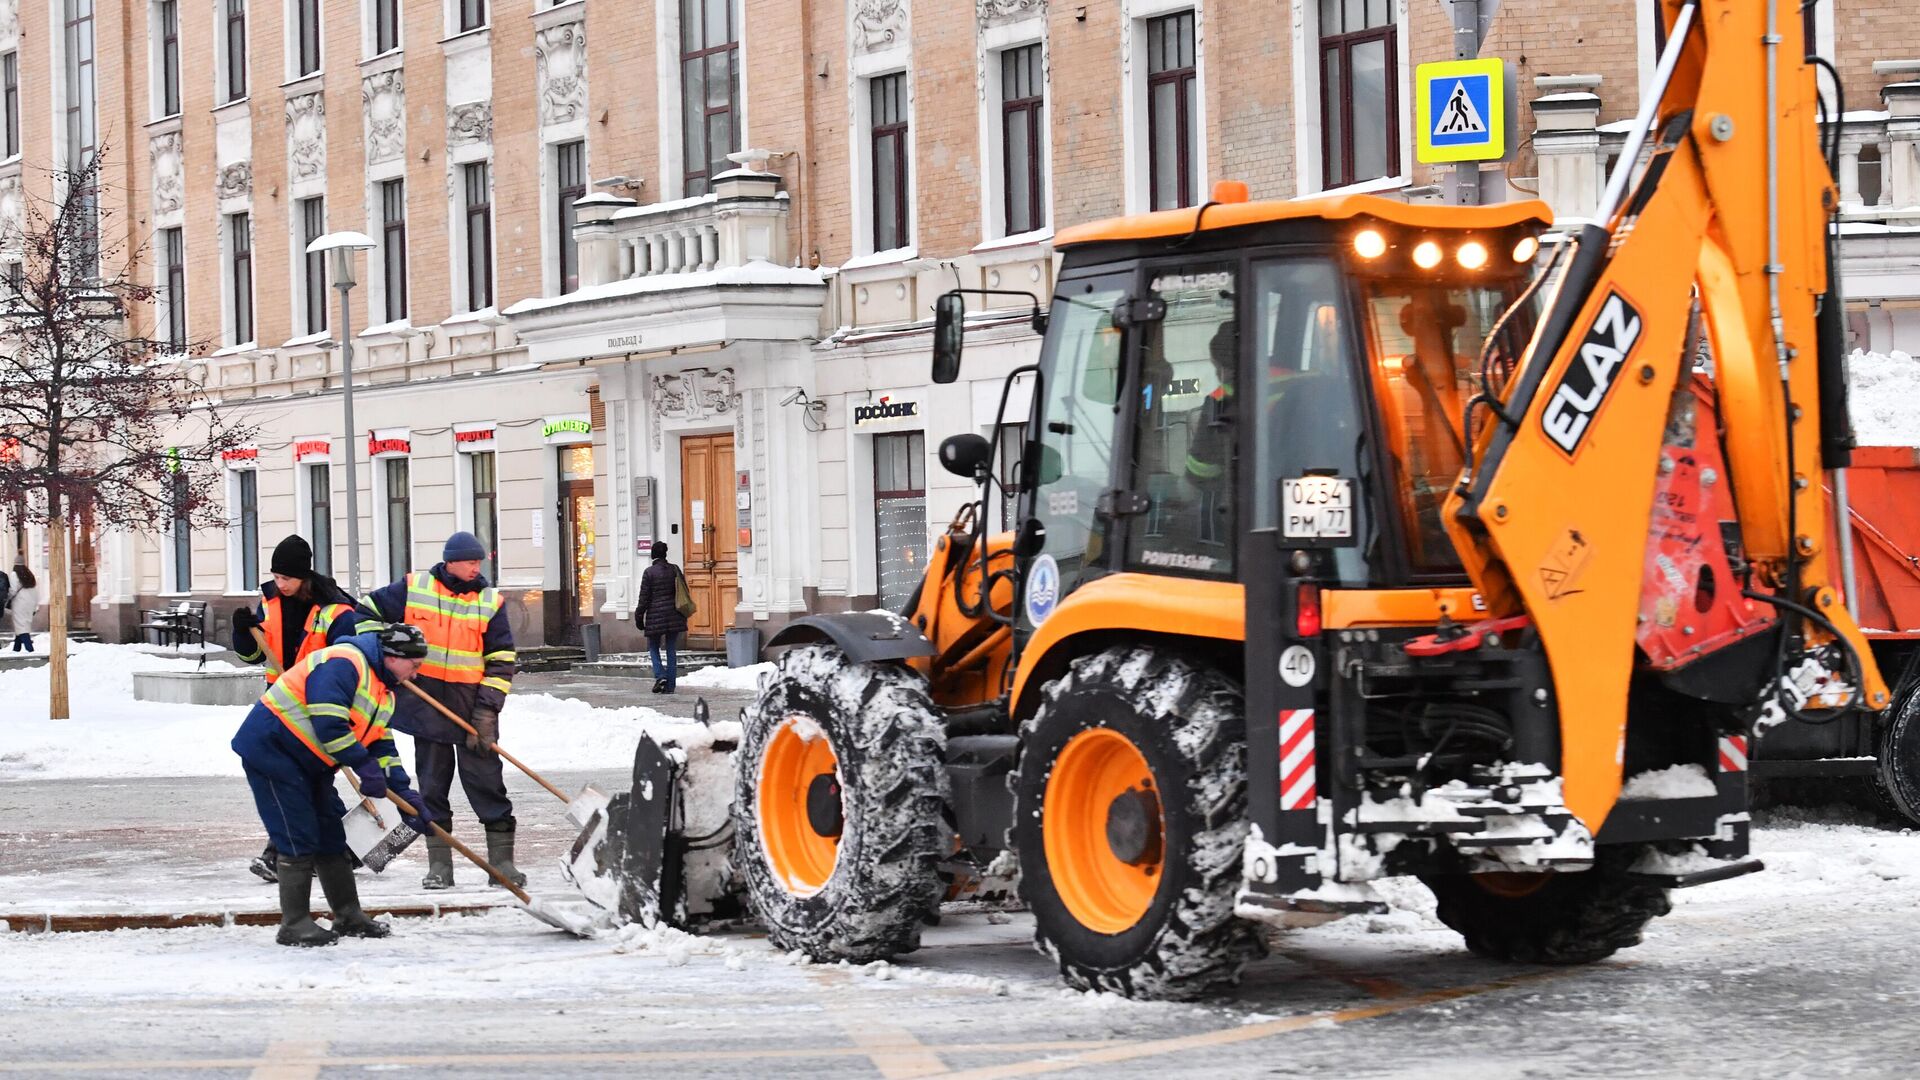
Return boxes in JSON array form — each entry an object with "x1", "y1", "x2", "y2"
[{"x1": 305, "y1": 231, "x2": 377, "y2": 597}]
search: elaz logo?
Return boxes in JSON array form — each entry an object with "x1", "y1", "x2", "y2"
[
  {"x1": 854, "y1": 396, "x2": 920, "y2": 426},
  {"x1": 1541, "y1": 289, "x2": 1643, "y2": 456}
]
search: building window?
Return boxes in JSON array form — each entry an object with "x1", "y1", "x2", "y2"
[
  {"x1": 228, "y1": 212, "x2": 253, "y2": 345},
  {"x1": 873, "y1": 430, "x2": 927, "y2": 612},
  {"x1": 293, "y1": 0, "x2": 320, "y2": 77},
  {"x1": 169, "y1": 470, "x2": 191, "y2": 591},
  {"x1": 307, "y1": 463, "x2": 331, "y2": 576},
  {"x1": 1859, "y1": 144, "x2": 1884, "y2": 207},
  {"x1": 458, "y1": 0, "x2": 485, "y2": 33},
  {"x1": 63, "y1": 0, "x2": 98, "y2": 277},
  {"x1": 162, "y1": 227, "x2": 185, "y2": 351},
  {"x1": 300, "y1": 196, "x2": 326, "y2": 335},
  {"x1": 4, "y1": 261, "x2": 23, "y2": 299},
  {"x1": 224, "y1": 0, "x2": 247, "y2": 101},
  {"x1": 1319, "y1": 0, "x2": 1396, "y2": 189},
  {"x1": 463, "y1": 161, "x2": 493, "y2": 311},
  {"x1": 157, "y1": 0, "x2": 180, "y2": 116},
  {"x1": 383, "y1": 457, "x2": 411, "y2": 580},
  {"x1": 380, "y1": 178, "x2": 407, "y2": 322},
  {"x1": 1145, "y1": 11, "x2": 1196, "y2": 211},
  {"x1": 680, "y1": 0, "x2": 739, "y2": 196},
  {"x1": 554, "y1": 140, "x2": 585, "y2": 294},
  {"x1": 870, "y1": 72, "x2": 909, "y2": 252},
  {"x1": 231, "y1": 468, "x2": 260, "y2": 588},
  {"x1": 2, "y1": 52, "x2": 16, "y2": 157},
  {"x1": 470, "y1": 451, "x2": 498, "y2": 584},
  {"x1": 1001, "y1": 43, "x2": 1045, "y2": 236},
  {"x1": 373, "y1": 0, "x2": 399, "y2": 55}
]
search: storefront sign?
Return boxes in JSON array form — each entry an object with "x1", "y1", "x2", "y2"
[
  {"x1": 542, "y1": 415, "x2": 592, "y2": 445},
  {"x1": 605, "y1": 332, "x2": 644, "y2": 351},
  {"x1": 292, "y1": 438, "x2": 331, "y2": 462},
  {"x1": 221, "y1": 445, "x2": 259, "y2": 464},
  {"x1": 853, "y1": 396, "x2": 921, "y2": 428},
  {"x1": 454, "y1": 425, "x2": 496, "y2": 452},
  {"x1": 368, "y1": 428, "x2": 412, "y2": 457}
]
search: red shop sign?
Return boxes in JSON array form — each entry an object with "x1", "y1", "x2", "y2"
[
  {"x1": 368, "y1": 436, "x2": 412, "y2": 456},
  {"x1": 293, "y1": 439, "x2": 331, "y2": 460},
  {"x1": 221, "y1": 446, "x2": 259, "y2": 462},
  {"x1": 454, "y1": 428, "x2": 496, "y2": 445}
]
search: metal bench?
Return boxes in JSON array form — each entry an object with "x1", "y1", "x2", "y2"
[{"x1": 138, "y1": 600, "x2": 209, "y2": 648}]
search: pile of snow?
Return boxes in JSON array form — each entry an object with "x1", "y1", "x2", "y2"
[
  {"x1": 1619, "y1": 763, "x2": 1717, "y2": 801},
  {"x1": 677, "y1": 661, "x2": 773, "y2": 692},
  {"x1": 1848, "y1": 349, "x2": 1920, "y2": 446},
  {"x1": 0, "y1": 642, "x2": 725, "y2": 781}
]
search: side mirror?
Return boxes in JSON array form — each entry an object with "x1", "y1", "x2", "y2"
[
  {"x1": 938, "y1": 433, "x2": 992, "y2": 479},
  {"x1": 931, "y1": 291, "x2": 966, "y2": 384}
]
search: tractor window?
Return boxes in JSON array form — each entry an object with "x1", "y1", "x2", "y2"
[
  {"x1": 1250, "y1": 258, "x2": 1370, "y2": 585},
  {"x1": 1127, "y1": 264, "x2": 1238, "y2": 577},
  {"x1": 1363, "y1": 281, "x2": 1532, "y2": 574},
  {"x1": 1029, "y1": 274, "x2": 1128, "y2": 603}
]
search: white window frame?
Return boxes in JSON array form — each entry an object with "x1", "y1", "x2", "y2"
[
  {"x1": 448, "y1": 149, "x2": 495, "y2": 315},
  {"x1": 224, "y1": 461, "x2": 261, "y2": 595},
  {"x1": 1121, "y1": 0, "x2": 1208, "y2": 214},
  {"x1": 363, "y1": 0, "x2": 402, "y2": 59},
  {"x1": 1291, "y1": 0, "x2": 1412, "y2": 197},
  {"x1": 445, "y1": 0, "x2": 488, "y2": 37},
  {"x1": 154, "y1": 226, "x2": 186, "y2": 356},
  {"x1": 290, "y1": 195, "x2": 327, "y2": 338},
  {"x1": 285, "y1": 0, "x2": 325, "y2": 81},
  {"x1": 849, "y1": 56, "x2": 914, "y2": 259},
  {"x1": 978, "y1": 23, "x2": 1052, "y2": 243},
  {"x1": 161, "y1": 482, "x2": 191, "y2": 596},
  {"x1": 656, "y1": 0, "x2": 749, "y2": 202},
  {"x1": 366, "y1": 165, "x2": 407, "y2": 327},
  {"x1": 222, "y1": 211, "x2": 255, "y2": 348},
  {"x1": 541, "y1": 137, "x2": 588, "y2": 297},
  {"x1": 213, "y1": 0, "x2": 249, "y2": 105},
  {"x1": 371, "y1": 448, "x2": 415, "y2": 583},
  {"x1": 292, "y1": 446, "x2": 334, "y2": 575},
  {"x1": 148, "y1": 0, "x2": 181, "y2": 120}
]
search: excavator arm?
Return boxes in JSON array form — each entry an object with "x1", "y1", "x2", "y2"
[{"x1": 1443, "y1": 0, "x2": 1888, "y2": 831}]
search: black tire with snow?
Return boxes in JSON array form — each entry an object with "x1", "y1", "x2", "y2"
[
  {"x1": 732, "y1": 643, "x2": 949, "y2": 962},
  {"x1": 1873, "y1": 687, "x2": 1920, "y2": 827},
  {"x1": 1420, "y1": 847, "x2": 1673, "y2": 965},
  {"x1": 1011, "y1": 646, "x2": 1263, "y2": 1000}
]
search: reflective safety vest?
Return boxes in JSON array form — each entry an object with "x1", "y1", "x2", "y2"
[
  {"x1": 261, "y1": 643, "x2": 394, "y2": 766},
  {"x1": 260, "y1": 599, "x2": 356, "y2": 684},
  {"x1": 401, "y1": 571, "x2": 508, "y2": 691}
]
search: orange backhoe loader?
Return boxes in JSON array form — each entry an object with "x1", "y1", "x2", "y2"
[{"x1": 576, "y1": 0, "x2": 1887, "y2": 999}]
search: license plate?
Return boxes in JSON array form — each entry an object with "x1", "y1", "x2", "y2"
[{"x1": 1283, "y1": 476, "x2": 1354, "y2": 541}]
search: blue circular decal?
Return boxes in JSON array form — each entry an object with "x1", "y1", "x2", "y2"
[{"x1": 1026, "y1": 554, "x2": 1061, "y2": 626}]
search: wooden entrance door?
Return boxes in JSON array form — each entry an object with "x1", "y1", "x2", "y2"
[
  {"x1": 678, "y1": 434, "x2": 737, "y2": 650},
  {"x1": 67, "y1": 495, "x2": 95, "y2": 630}
]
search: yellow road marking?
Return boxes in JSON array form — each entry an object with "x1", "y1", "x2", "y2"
[
  {"x1": 246, "y1": 1040, "x2": 326, "y2": 1080},
  {"x1": 938, "y1": 971, "x2": 1567, "y2": 1079},
  {"x1": 810, "y1": 967, "x2": 949, "y2": 1078},
  {"x1": 0, "y1": 1040, "x2": 1122, "y2": 1074}
]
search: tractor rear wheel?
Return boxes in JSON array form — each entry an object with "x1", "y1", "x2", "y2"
[
  {"x1": 1873, "y1": 687, "x2": 1920, "y2": 827},
  {"x1": 1011, "y1": 646, "x2": 1262, "y2": 1000},
  {"x1": 732, "y1": 644, "x2": 949, "y2": 962},
  {"x1": 1420, "y1": 848, "x2": 1672, "y2": 964}
]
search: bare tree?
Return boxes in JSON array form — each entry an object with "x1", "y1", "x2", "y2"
[{"x1": 0, "y1": 147, "x2": 255, "y2": 718}]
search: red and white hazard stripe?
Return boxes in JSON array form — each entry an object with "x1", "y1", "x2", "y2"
[
  {"x1": 1717, "y1": 734, "x2": 1749, "y2": 773},
  {"x1": 1279, "y1": 709, "x2": 1317, "y2": 811}
]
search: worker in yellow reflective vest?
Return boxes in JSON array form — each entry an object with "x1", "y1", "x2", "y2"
[
  {"x1": 230, "y1": 623, "x2": 434, "y2": 947},
  {"x1": 355, "y1": 531, "x2": 522, "y2": 890},
  {"x1": 231, "y1": 534, "x2": 357, "y2": 885}
]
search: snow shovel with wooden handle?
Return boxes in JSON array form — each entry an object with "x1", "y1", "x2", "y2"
[
  {"x1": 378, "y1": 790, "x2": 600, "y2": 937},
  {"x1": 338, "y1": 767, "x2": 421, "y2": 873},
  {"x1": 399, "y1": 681, "x2": 611, "y2": 828}
]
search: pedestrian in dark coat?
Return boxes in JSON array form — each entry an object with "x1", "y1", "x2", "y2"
[{"x1": 633, "y1": 541, "x2": 689, "y2": 694}]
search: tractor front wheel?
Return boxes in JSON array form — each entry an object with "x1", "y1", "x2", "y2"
[
  {"x1": 733, "y1": 644, "x2": 949, "y2": 962},
  {"x1": 1011, "y1": 646, "x2": 1262, "y2": 1000}
]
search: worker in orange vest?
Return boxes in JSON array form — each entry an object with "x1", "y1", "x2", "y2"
[
  {"x1": 232, "y1": 535, "x2": 358, "y2": 885},
  {"x1": 355, "y1": 531, "x2": 522, "y2": 890},
  {"x1": 230, "y1": 623, "x2": 434, "y2": 947}
]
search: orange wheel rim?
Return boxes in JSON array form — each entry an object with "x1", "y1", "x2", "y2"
[
  {"x1": 757, "y1": 715, "x2": 841, "y2": 896},
  {"x1": 1043, "y1": 728, "x2": 1164, "y2": 935},
  {"x1": 1474, "y1": 871, "x2": 1552, "y2": 899}
]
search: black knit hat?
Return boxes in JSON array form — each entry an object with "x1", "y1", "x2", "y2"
[{"x1": 270, "y1": 535, "x2": 314, "y2": 578}]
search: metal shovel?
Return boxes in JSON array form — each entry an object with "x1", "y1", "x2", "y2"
[
  {"x1": 378, "y1": 790, "x2": 600, "y2": 938},
  {"x1": 400, "y1": 682, "x2": 612, "y2": 829}
]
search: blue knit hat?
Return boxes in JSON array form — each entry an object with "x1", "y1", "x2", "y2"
[{"x1": 443, "y1": 531, "x2": 488, "y2": 562}]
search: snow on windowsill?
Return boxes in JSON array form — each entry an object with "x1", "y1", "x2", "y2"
[
  {"x1": 502, "y1": 262, "x2": 826, "y2": 316},
  {"x1": 972, "y1": 227, "x2": 1054, "y2": 255},
  {"x1": 442, "y1": 306, "x2": 500, "y2": 328},
  {"x1": 280, "y1": 331, "x2": 332, "y2": 350},
  {"x1": 837, "y1": 246, "x2": 918, "y2": 274},
  {"x1": 358, "y1": 319, "x2": 414, "y2": 339},
  {"x1": 611, "y1": 192, "x2": 719, "y2": 222},
  {"x1": 209, "y1": 341, "x2": 259, "y2": 358}
]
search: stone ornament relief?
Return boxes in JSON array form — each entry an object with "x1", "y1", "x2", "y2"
[
  {"x1": 535, "y1": 22, "x2": 587, "y2": 128},
  {"x1": 286, "y1": 93, "x2": 327, "y2": 182},
  {"x1": 150, "y1": 131, "x2": 184, "y2": 217},
  {"x1": 363, "y1": 70, "x2": 405, "y2": 166},
  {"x1": 215, "y1": 161, "x2": 252, "y2": 201},
  {"x1": 448, "y1": 101, "x2": 493, "y2": 147},
  {"x1": 0, "y1": 174, "x2": 21, "y2": 250},
  {"x1": 978, "y1": 0, "x2": 1044, "y2": 28},
  {"x1": 852, "y1": 0, "x2": 906, "y2": 53},
  {"x1": 650, "y1": 367, "x2": 737, "y2": 449}
]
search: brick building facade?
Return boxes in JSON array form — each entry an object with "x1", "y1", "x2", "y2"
[{"x1": 0, "y1": 0, "x2": 1912, "y2": 652}]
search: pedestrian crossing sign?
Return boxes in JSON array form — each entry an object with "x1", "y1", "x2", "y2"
[{"x1": 1416, "y1": 58, "x2": 1506, "y2": 163}]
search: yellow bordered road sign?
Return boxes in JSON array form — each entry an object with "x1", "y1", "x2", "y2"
[{"x1": 1417, "y1": 58, "x2": 1506, "y2": 163}]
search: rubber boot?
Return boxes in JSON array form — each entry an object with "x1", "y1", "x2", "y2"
[
  {"x1": 315, "y1": 853, "x2": 391, "y2": 939},
  {"x1": 249, "y1": 843, "x2": 279, "y2": 884},
  {"x1": 422, "y1": 835, "x2": 455, "y2": 890},
  {"x1": 650, "y1": 678, "x2": 665, "y2": 694},
  {"x1": 275, "y1": 856, "x2": 339, "y2": 948},
  {"x1": 484, "y1": 819, "x2": 528, "y2": 888}
]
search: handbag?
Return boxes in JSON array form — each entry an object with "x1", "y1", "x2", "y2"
[{"x1": 673, "y1": 566, "x2": 698, "y2": 618}]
